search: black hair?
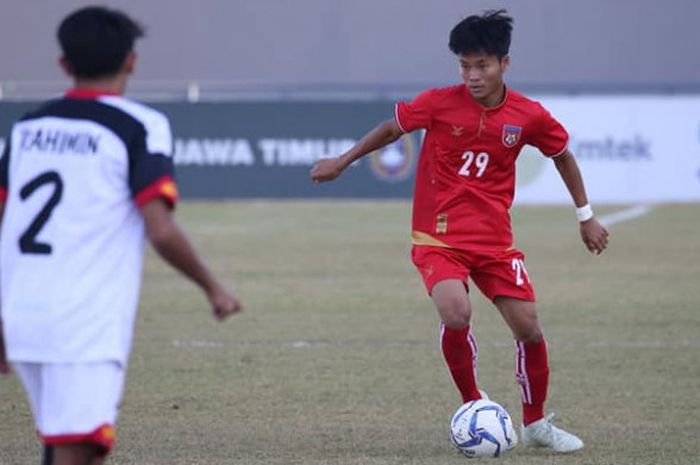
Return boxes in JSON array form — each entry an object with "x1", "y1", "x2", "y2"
[
  {"x1": 448, "y1": 9, "x2": 513, "y2": 58},
  {"x1": 57, "y1": 6, "x2": 145, "y2": 79}
]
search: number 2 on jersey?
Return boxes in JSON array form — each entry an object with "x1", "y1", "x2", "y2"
[
  {"x1": 459, "y1": 151, "x2": 489, "y2": 178},
  {"x1": 19, "y1": 171, "x2": 64, "y2": 255}
]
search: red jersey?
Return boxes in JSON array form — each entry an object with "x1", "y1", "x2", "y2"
[{"x1": 395, "y1": 85, "x2": 568, "y2": 253}]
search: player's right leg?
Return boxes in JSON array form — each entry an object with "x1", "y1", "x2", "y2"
[
  {"x1": 433, "y1": 279, "x2": 482, "y2": 402},
  {"x1": 14, "y1": 362, "x2": 124, "y2": 465},
  {"x1": 45, "y1": 443, "x2": 106, "y2": 465},
  {"x1": 412, "y1": 246, "x2": 482, "y2": 403}
]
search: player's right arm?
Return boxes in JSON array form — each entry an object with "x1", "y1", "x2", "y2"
[
  {"x1": 141, "y1": 199, "x2": 242, "y2": 321},
  {"x1": 310, "y1": 118, "x2": 403, "y2": 182},
  {"x1": 311, "y1": 88, "x2": 435, "y2": 183}
]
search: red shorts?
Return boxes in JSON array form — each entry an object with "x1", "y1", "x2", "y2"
[{"x1": 411, "y1": 245, "x2": 536, "y2": 302}]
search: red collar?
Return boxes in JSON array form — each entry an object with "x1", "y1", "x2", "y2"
[
  {"x1": 464, "y1": 84, "x2": 509, "y2": 111},
  {"x1": 65, "y1": 88, "x2": 121, "y2": 100}
]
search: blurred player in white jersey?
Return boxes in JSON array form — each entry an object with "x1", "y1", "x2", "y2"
[{"x1": 0, "y1": 6, "x2": 242, "y2": 465}]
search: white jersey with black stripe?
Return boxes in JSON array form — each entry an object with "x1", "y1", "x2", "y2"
[{"x1": 0, "y1": 91, "x2": 177, "y2": 366}]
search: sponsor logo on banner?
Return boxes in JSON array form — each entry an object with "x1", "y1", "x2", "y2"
[
  {"x1": 175, "y1": 139, "x2": 255, "y2": 166},
  {"x1": 173, "y1": 138, "x2": 356, "y2": 167},
  {"x1": 568, "y1": 135, "x2": 652, "y2": 161},
  {"x1": 368, "y1": 134, "x2": 416, "y2": 182},
  {"x1": 516, "y1": 134, "x2": 654, "y2": 189},
  {"x1": 502, "y1": 125, "x2": 522, "y2": 148}
]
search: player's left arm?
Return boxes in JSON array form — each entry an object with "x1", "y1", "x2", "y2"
[
  {"x1": 140, "y1": 198, "x2": 242, "y2": 321},
  {"x1": 553, "y1": 150, "x2": 609, "y2": 254}
]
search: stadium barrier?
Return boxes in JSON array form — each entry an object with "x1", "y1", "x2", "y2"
[{"x1": 1, "y1": 96, "x2": 699, "y2": 203}]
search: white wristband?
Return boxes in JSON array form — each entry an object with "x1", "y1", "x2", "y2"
[{"x1": 576, "y1": 204, "x2": 594, "y2": 222}]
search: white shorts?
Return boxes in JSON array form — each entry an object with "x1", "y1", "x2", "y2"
[{"x1": 14, "y1": 361, "x2": 125, "y2": 452}]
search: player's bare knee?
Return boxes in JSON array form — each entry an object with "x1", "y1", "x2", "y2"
[
  {"x1": 439, "y1": 302, "x2": 472, "y2": 328},
  {"x1": 433, "y1": 287, "x2": 471, "y2": 328},
  {"x1": 514, "y1": 327, "x2": 543, "y2": 344},
  {"x1": 442, "y1": 313, "x2": 471, "y2": 329}
]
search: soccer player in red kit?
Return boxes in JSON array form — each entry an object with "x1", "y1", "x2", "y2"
[{"x1": 311, "y1": 10, "x2": 608, "y2": 453}]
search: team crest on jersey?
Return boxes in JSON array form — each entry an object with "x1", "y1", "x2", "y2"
[{"x1": 502, "y1": 125, "x2": 522, "y2": 148}]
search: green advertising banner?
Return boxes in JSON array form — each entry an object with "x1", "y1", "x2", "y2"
[{"x1": 0, "y1": 101, "x2": 418, "y2": 199}]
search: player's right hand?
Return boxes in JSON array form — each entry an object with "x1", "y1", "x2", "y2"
[
  {"x1": 311, "y1": 157, "x2": 345, "y2": 183},
  {"x1": 207, "y1": 284, "x2": 243, "y2": 321}
]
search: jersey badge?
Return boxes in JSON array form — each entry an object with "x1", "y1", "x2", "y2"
[
  {"x1": 451, "y1": 125, "x2": 464, "y2": 137},
  {"x1": 502, "y1": 125, "x2": 522, "y2": 148}
]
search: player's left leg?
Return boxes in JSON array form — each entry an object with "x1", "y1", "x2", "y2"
[
  {"x1": 495, "y1": 297, "x2": 583, "y2": 453},
  {"x1": 471, "y1": 251, "x2": 583, "y2": 453},
  {"x1": 492, "y1": 296, "x2": 547, "y2": 425},
  {"x1": 468, "y1": 250, "x2": 545, "y2": 423}
]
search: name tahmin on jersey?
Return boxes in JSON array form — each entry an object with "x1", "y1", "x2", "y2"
[{"x1": 18, "y1": 128, "x2": 100, "y2": 155}]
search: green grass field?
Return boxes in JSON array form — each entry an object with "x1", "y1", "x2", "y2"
[{"x1": 2, "y1": 202, "x2": 699, "y2": 465}]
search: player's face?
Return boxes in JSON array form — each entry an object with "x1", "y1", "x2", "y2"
[{"x1": 458, "y1": 53, "x2": 509, "y2": 106}]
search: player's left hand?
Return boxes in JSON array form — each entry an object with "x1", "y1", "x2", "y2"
[
  {"x1": 580, "y1": 218, "x2": 609, "y2": 255},
  {"x1": 207, "y1": 283, "x2": 243, "y2": 321}
]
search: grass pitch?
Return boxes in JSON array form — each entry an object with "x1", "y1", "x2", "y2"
[{"x1": 1, "y1": 202, "x2": 699, "y2": 465}]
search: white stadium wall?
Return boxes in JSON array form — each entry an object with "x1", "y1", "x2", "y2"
[{"x1": 2, "y1": 0, "x2": 700, "y2": 98}]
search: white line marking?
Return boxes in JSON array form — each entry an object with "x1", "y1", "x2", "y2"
[
  {"x1": 172, "y1": 339, "x2": 224, "y2": 348},
  {"x1": 598, "y1": 204, "x2": 652, "y2": 227}
]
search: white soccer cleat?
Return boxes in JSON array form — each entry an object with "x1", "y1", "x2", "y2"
[
  {"x1": 478, "y1": 390, "x2": 490, "y2": 401},
  {"x1": 521, "y1": 413, "x2": 583, "y2": 453}
]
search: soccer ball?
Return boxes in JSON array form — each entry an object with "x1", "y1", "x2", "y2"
[{"x1": 450, "y1": 399, "x2": 517, "y2": 458}]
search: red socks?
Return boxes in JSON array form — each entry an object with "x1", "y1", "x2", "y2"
[
  {"x1": 440, "y1": 323, "x2": 550, "y2": 426},
  {"x1": 515, "y1": 339, "x2": 549, "y2": 426},
  {"x1": 440, "y1": 324, "x2": 481, "y2": 403}
]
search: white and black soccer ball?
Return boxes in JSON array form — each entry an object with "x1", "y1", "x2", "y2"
[{"x1": 450, "y1": 399, "x2": 517, "y2": 458}]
